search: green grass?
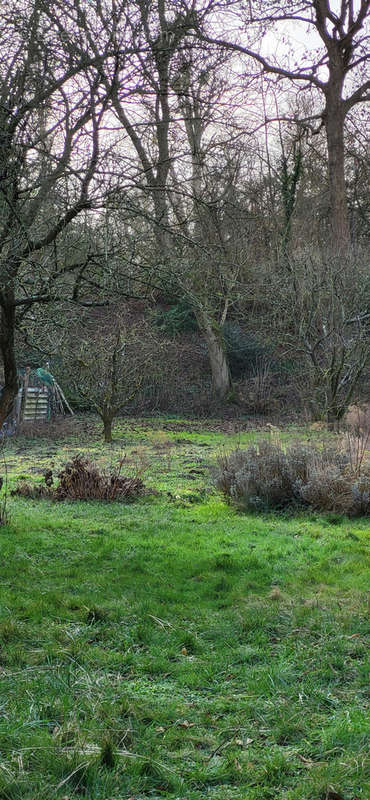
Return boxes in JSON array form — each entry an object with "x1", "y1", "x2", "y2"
[{"x1": 0, "y1": 416, "x2": 368, "y2": 799}]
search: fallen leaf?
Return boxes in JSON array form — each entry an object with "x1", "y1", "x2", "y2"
[
  {"x1": 234, "y1": 758, "x2": 242, "y2": 771},
  {"x1": 235, "y1": 738, "x2": 243, "y2": 746},
  {"x1": 179, "y1": 720, "x2": 195, "y2": 728},
  {"x1": 156, "y1": 726, "x2": 165, "y2": 733},
  {"x1": 297, "y1": 754, "x2": 327, "y2": 767},
  {"x1": 181, "y1": 647, "x2": 188, "y2": 655}
]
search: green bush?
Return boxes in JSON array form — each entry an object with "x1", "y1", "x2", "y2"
[
  {"x1": 154, "y1": 300, "x2": 197, "y2": 336},
  {"x1": 214, "y1": 440, "x2": 370, "y2": 515}
]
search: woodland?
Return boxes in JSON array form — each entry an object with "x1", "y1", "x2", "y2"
[{"x1": 0, "y1": 0, "x2": 369, "y2": 433}]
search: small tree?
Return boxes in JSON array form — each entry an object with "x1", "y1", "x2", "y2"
[
  {"x1": 0, "y1": 0, "x2": 123, "y2": 426},
  {"x1": 67, "y1": 316, "x2": 160, "y2": 442}
]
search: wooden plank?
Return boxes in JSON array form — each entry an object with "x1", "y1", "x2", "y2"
[
  {"x1": 25, "y1": 398, "x2": 48, "y2": 405},
  {"x1": 25, "y1": 396, "x2": 48, "y2": 401}
]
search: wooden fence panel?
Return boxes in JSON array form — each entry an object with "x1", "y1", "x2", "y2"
[{"x1": 23, "y1": 388, "x2": 49, "y2": 421}]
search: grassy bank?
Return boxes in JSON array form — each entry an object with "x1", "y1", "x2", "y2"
[{"x1": 0, "y1": 417, "x2": 368, "y2": 799}]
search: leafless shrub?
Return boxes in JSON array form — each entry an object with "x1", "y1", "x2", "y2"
[
  {"x1": 238, "y1": 360, "x2": 274, "y2": 415},
  {"x1": 343, "y1": 404, "x2": 370, "y2": 476},
  {"x1": 345, "y1": 403, "x2": 370, "y2": 432},
  {"x1": 249, "y1": 360, "x2": 274, "y2": 414},
  {"x1": 214, "y1": 439, "x2": 369, "y2": 516},
  {"x1": 298, "y1": 468, "x2": 369, "y2": 516},
  {"x1": 215, "y1": 441, "x2": 294, "y2": 509}
]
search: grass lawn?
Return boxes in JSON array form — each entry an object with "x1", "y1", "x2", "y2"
[{"x1": 0, "y1": 416, "x2": 368, "y2": 799}]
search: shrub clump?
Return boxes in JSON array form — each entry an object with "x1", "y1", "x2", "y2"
[
  {"x1": 12, "y1": 454, "x2": 147, "y2": 503},
  {"x1": 214, "y1": 440, "x2": 369, "y2": 516}
]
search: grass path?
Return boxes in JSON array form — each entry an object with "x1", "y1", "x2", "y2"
[{"x1": 0, "y1": 417, "x2": 368, "y2": 799}]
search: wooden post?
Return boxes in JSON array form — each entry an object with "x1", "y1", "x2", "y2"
[
  {"x1": 54, "y1": 381, "x2": 74, "y2": 415},
  {"x1": 19, "y1": 366, "x2": 30, "y2": 425},
  {"x1": 14, "y1": 388, "x2": 22, "y2": 425}
]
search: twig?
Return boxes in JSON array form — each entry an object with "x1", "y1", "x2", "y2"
[{"x1": 207, "y1": 739, "x2": 234, "y2": 762}]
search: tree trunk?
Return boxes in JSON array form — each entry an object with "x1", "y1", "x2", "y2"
[
  {"x1": 197, "y1": 313, "x2": 232, "y2": 400},
  {"x1": 102, "y1": 416, "x2": 113, "y2": 443},
  {"x1": 326, "y1": 408, "x2": 341, "y2": 432},
  {"x1": 326, "y1": 389, "x2": 347, "y2": 431},
  {"x1": 325, "y1": 90, "x2": 350, "y2": 251},
  {"x1": 0, "y1": 292, "x2": 19, "y2": 429}
]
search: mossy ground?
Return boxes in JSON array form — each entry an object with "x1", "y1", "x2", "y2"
[{"x1": 0, "y1": 416, "x2": 368, "y2": 799}]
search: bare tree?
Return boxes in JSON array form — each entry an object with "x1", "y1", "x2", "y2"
[
  {"x1": 168, "y1": 137, "x2": 247, "y2": 399},
  {"x1": 0, "y1": 0, "x2": 130, "y2": 427},
  {"x1": 270, "y1": 251, "x2": 369, "y2": 426},
  {"x1": 198, "y1": 0, "x2": 370, "y2": 250},
  {"x1": 168, "y1": 49, "x2": 245, "y2": 399},
  {"x1": 65, "y1": 315, "x2": 161, "y2": 442},
  {"x1": 66, "y1": 0, "x2": 199, "y2": 246},
  {"x1": 66, "y1": 0, "x2": 240, "y2": 399}
]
